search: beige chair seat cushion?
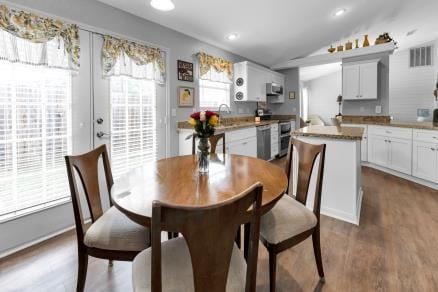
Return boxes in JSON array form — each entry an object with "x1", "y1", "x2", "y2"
[
  {"x1": 84, "y1": 206, "x2": 150, "y2": 252},
  {"x1": 132, "y1": 237, "x2": 246, "y2": 292},
  {"x1": 260, "y1": 195, "x2": 317, "y2": 244}
]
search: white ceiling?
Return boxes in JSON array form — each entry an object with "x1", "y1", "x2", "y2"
[{"x1": 97, "y1": 0, "x2": 438, "y2": 69}]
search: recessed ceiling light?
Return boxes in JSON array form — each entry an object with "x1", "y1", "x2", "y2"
[
  {"x1": 334, "y1": 8, "x2": 347, "y2": 17},
  {"x1": 150, "y1": 0, "x2": 175, "y2": 11},
  {"x1": 226, "y1": 33, "x2": 239, "y2": 41}
]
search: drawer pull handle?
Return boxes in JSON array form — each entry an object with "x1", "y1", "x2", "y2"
[
  {"x1": 385, "y1": 131, "x2": 392, "y2": 134},
  {"x1": 432, "y1": 148, "x2": 436, "y2": 151}
]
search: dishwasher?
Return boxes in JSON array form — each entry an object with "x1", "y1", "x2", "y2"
[{"x1": 257, "y1": 125, "x2": 271, "y2": 160}]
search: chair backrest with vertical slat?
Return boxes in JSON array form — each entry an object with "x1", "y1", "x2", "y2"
[
  {"x1": 65, "y1": 145, "x2": 114, "y2": 241},
  {"x1": 150, "y1": 182, "x2": 263, "y2": 292},
  {"x1": 284, "y1": 138, "x2": 326, "y2": 217}
]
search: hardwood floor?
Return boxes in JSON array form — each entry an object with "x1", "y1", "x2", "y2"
[{"x1": 1, "y1": 165, "x2": 438, "y2": 291}]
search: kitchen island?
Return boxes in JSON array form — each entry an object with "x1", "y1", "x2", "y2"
[{"x1": 293, "y1": 125, "x2": 364, "y2": 225}]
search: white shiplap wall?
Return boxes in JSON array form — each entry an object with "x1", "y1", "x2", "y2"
[{"x1": 389, "y1": 40, "x2": 438, "y2": 121}]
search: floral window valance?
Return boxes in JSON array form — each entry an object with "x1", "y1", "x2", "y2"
[
  {"x1": 102, "y1": 35, "x2": 166, "y2": 83},
  {"x1": 198, "y1": 52, "x2": 233, "y2": 84},
  {"x1": 0, "y1": 4, "x2": 80, "y2": 71}
]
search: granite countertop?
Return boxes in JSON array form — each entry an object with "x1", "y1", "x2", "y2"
[
  {"x1": 341, "y1": 120, "x2": 438, "y2": 130},
  {"x1": 178, "y1": 120, "x2": 279, "y2": 132},
  {"x1": 293, "y1": 125, "x2": 364, "y2": 140},
  {"x1": 177, "y1": 115, "x2": 295, "y2": 132}
]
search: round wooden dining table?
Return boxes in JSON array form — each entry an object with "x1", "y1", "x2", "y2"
[{"x1": 111, "y1": 154, "x2": 288, "y2": 227}]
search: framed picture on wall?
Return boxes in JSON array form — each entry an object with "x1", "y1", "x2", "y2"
[
  {"x1": 289, "y1": 91, "x2": 296, "y2": 99},
  {"x1": 178, "y1": 86, "x2": 195, "y2": 107},
  {"x1": 177, "y1": 60, "x2": 194, "y2": 82}
]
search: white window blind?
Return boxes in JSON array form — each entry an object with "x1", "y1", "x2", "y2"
[
  {"x1": 0, "y1": 61, "x2": 72, "y2": 221},
  {"x1": 199, "y1": 79, "x2": 231, "y2": 109},
  {"x1": 110, "y1": 76, "x2": 158, "y2": 178}
]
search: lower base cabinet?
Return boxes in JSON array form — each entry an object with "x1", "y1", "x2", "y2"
[
  {"x1": 368, "y1": 126, "x2": 412, "y2": 175},
  {"x1": 368, "y1": 135, "x2": 389, "y2": 167},
  {"x1": 227, "y1": 137, "x2": 257, "y2": 157},
  {"x1": 412, "y1": 141, "x2": 438, "y2": 183},
  {"x1": 178, "y1": 127, "x2": 257, "y2": 158}
]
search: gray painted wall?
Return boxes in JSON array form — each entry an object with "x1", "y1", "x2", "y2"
[
  {"x1": 268, "y1": 68, "x2": 300, "y2": 118},
  {"x1": 304, "y1": 71, "x2": 340, "y2": 124},
  {"x1": 342, "y1": 53, "x2": 390, "y2": 116}
]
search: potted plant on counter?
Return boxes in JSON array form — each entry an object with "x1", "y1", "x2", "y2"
[{"x1": 188, "y1": 110, "x2": 219, "y2": 174}]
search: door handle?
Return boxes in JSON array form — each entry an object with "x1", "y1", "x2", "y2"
[
  {"x1": 96, "y1": 118, "x2": 103, "y2": 124},
  {"x1": 96, "y1": 131, "x2": 111, "y2": 138}
]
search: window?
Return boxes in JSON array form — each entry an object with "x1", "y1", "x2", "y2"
[
  {"x1": 110, "y1": 76, "x2": 158, "y2": 178},
  {"x1": 0, "y1": 61, "x2": 72, "y2": 221},
  {"x1": 199, "y1": 79, "x2": 231, "y2": 109}
]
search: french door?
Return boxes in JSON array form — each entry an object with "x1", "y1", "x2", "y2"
[{"x1": 92, "y1": 35, "x2": 167, "y2": 179}]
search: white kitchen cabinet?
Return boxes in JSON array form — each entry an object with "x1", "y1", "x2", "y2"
[
  {"x1": 342, "y1": 65, "x2": 360, "y2": 100},
  {"x1": 368, "y1": 134, "x2": 389, "y2": 167},
  {"x1": 412, "y1": 129, "x2": 438, "y2": 183},
  {"x1": 368, "y1": 126, "x2": 412, "y2": 175},
  {"x1": 247, "y1": 65, "x2": 267, "y2": 102},
  {"x1": 227, "y1": 137, "x2": 257, "y2": 157},
  {"x1": 342, "y1": 60, "x2": 378, "y2": 100},
  {"x1": 179, "y1": 127, "x2": 258, "y2": 157},
  {"x1": 412, "y1": 141, "x2": 438, "y2": 183},
  {"x1": 388, "y1": 137, "x2": 412, "y2": 175},
  {"x1": 233, "y1": 61, "x2": 284, "y2": 103}
]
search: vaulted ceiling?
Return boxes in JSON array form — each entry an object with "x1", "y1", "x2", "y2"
[{"x1": 98, "y1": 0, "x2": 438, "y2": 68}]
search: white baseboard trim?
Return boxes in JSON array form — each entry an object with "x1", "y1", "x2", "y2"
[
  {"x1": 0, "y1": 218, "x2": 90, "y2": 259},
  {"x1": 0, "y1": 225, "x2": 76, "y2": 259},
  {"x1": 362, "y1": 162, "x2": 438, "y2": 190}
]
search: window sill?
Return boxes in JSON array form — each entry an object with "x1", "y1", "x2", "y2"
[{"x1": 0, "y1": 197, "x2": 72, "y2": 224}]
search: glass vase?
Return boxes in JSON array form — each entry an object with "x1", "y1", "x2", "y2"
[{"x1": 197, "y1": 137, "x2": 210, "y2": 174}]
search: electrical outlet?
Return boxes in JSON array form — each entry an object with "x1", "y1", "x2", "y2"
[
  {"x1": 238, "y1": 108, "x2": 244, "y2": 114},
  {"x1": 375, "y1": 105, "x2": 382, "y2": 114},
  {"x1": 360, "y1": 107, "x2": 365, "y2": 113},
  {"x1": 293, "y1": 107, "x2": 297, "y2": 113}
]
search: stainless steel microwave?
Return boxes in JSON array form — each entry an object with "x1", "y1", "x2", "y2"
[{"x1": 266, "y1": 83, "x2": 283, "y2": 96}]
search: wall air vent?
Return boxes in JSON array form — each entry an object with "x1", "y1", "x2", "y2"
[{"x1": 409, "y1": 45, "x2": 432, "y2": 67}]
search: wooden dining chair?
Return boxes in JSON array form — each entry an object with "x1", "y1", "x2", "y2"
[
  {"x1": 191, "y1": 132, "x2": 226, "y2": 154},
  {"x1": 65, "y1": 145, "x2": 150, "y2": 292},
  {"x1": 259, "y1": 138, "x2": 326, "y2": 292},
  {"x1": 132, "y1": 182, "x2": 264, "y2": 292}
]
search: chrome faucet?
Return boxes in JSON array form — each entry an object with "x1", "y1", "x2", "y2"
[{"x1": 217, "y1": 104, "x2": 231, "y2": 125}]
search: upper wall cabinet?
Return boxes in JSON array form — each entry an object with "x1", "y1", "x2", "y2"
[
  {"x1": 342, "y1": 60, "x2": 378, "y2": 100},
  {"x1": 233, "y1": 61, "x2": 284, "y2": 103}
]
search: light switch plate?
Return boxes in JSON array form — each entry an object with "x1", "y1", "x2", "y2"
[
  {"x1": 375, "y1": 105, "x2": 382, "y2": 114},
  {"x1": 171, "y1": 108, "x2": 177, "y2": 117}
]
